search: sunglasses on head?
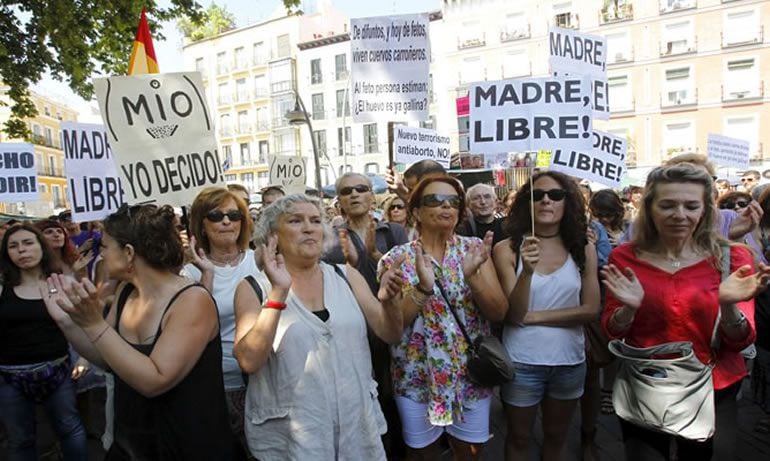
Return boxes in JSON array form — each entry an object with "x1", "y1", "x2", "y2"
[
  {"x1": 721, "y1": 200, "x2": 751, "y2": 210},
  {"x1": 389, "y1": 204, "x2": 405, "y2": 211},
  {"x1": 205, "y1": 210, "x2": 243, "y2": 222},
  {"x1": 421, "y1": 193, "x2": 462, "y2": 209},
  {"x1": 532, "y1": 189, "x2": 566, "y2": 202},
  {"x1": 339, "y1": 184, "x2": 371, "y2": 196}
]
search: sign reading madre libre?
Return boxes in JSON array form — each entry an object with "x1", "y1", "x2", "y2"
[
  {"x1": 0, "y1": 143, "x2": 39, "y2": 202},
  {"x1": 94, "y1": 72, "x2": 223, "y2": 206},
  {"x1": 61, "y1": 122, "x2": 125, "y2": 222}
]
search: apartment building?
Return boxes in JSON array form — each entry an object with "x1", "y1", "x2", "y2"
[
  {"x1": 0, "y1": 85, "x2": 77, "y2": 216},
  {"x1": 438, "y1": 0, "x2": 770, "y2": 170},
  {"x1": 181, "y1": 3, "x2": 347, "y2": 194}
]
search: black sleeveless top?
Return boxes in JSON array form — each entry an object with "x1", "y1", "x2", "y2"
[
  {"x1": 0, "y1": 285, "x2": 68, "y2": 365},
  {"x1": 105, "y1": 283, "x2": 242, "y2": 461}
]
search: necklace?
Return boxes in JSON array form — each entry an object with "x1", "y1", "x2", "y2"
[
  {"x1": 208, "y1": 250, "x2": 244, "y2": 267},
  {"x1": 536, "y1": 231, "x2": 560, "y2": 238}
]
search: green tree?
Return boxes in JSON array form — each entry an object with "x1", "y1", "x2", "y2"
[{"x1": 177, "y1": 3, "x2": 236, "y2": 42}]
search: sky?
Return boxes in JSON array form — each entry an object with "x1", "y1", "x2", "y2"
[{"x1": 36, "y1": 0, "x2": 440, "y2": 119}]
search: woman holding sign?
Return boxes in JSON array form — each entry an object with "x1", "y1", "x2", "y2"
[{"x1": 493, "y1": 171, "x2": 600, "y2": 461}]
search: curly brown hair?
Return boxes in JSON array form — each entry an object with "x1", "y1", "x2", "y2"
[
  {"x1": 504, "y1": 171, "x2": 588, "y2": 273},
  {"x1": 104, "y1": 204, "x2": 184, "y2": 271}
]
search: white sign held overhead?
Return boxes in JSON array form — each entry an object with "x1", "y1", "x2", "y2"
[
  {"x1": 269, "y1": 156, "x2": 307, "y2": 195},
  {"x1": 350, "y1": 14, "x2": 430, "y2": 123},
  {"x1": 61, "y1": 122, "x2": 125, "y2": 222},
  {"x1": 548, "y1": 130, "x2": 627, "y2": 188},
  {"x1": 708, "y1": 133, "x2": 750, "y2": 169},
  {"x1": 549, "y1": 27, "x2": 609, "y2": 120},
  {"x1": 394, "y1": 125, "x2": 451, "y2": 168},
  {"x1": 0, "y1": 143, "x2": 39, "y2": 202},
  {"x1": 94, "y1": 72, "x2": 223, "y2": 206},
  {"x1": 469, "y1": 76, "x2": 594, "y2": 154}
]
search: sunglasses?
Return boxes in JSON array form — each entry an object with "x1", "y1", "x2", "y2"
[
  {"x1": 389, "y1": 204, "x2": 405, "y2": 211},
  {"x1": 721, "y1": 200, "x2": 751, "y2": 210},
  {"x1": 741, "y1": 177, "x2": 756, "y2": 183},
  {"x1": 339, "y1": 184, "x2": 371, "y2": 196},
  {"x1": 532, "y1": 189, "x2": 566, "y2": 202},
  {"x1": 421, "y1": 194, "x2": 462, "y2": 209},
  {"x1": 205, "y1": 210, "x2": 243, "y2": 222}
]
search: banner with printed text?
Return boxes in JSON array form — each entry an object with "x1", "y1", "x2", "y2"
[
  {"x1": 350, "y1": 13, "x2": 430, "y2": 122},
  {"x1": 0, "y1": 143, "x2": 39, "y2": 202},
  {"x1": 94, "y1": 72, "x2": 223, "y2": 206},
  {"x1": 394, "y1": 125, "x2": 451, "y2": 168},
  {"x1": 548, "y1": 129, "x2": 627, "y2": 188},
  {"x1": 708, "y1": 133, "x2": 750, "y2": 169}
]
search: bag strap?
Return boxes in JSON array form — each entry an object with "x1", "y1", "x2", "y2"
[
  {"x1": 332, "y1": 263, "x2": 352, "y2": 290},
  {"x1": 244, "y1": 275, "x2": 264, "y2": 304},
  {"x1": 432, "y1": 263, "x2": 476, "y2": 352}
]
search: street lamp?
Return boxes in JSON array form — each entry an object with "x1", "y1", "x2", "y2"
[{"x1": 284, "y1": 92, "x2": 322, "y2": 191}]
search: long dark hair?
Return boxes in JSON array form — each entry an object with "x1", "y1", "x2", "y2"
[
  {"x1": 0, "y1": 223, "x2": 61, "y2": 286},
  {"x1": 504, "y1": 171, "x2": 588, "y2": 273},
  {"x1": 589, "y1": 189, "x2": 626, "y2": 233}
]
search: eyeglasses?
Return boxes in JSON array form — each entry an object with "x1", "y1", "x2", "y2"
[
  {"x1": 532, "y1": 189, "x2": 566, "y2": 202},
  {"x1": 205, "y1": 210, "x2": 243, "y2": 222},
  {"x1": 338, "y1": 184, "x2": 371, "y2": 196},
  {"x1": 741, "y1": 177, "x2": 756, "y2": 183},
  {"x1": 721, "y1": 200, "x2": 751, "y2": 210},
  {"x1": 389, "y1": 204, "x2": 405, "y2": 211},
  {"x1": 421, "y1": 194, "x2": 462, "y2": 209}
]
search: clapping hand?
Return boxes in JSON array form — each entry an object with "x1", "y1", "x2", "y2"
[
  {"x1": 414, "y1": 242, "x2": 435, "y2": 294},
  {"x1": 259, "y1": 234, "x2": 292, "y2": 294},
  {"x1": 463, "y1": 231, "x2": 493, "y2": 279},
  {"x1": 601, "y1": 264, "x2": 644, "y2": 310},
  {"x1": 338, "y1": 228, "x2": 360, "y2": 267},
  {"x1": 41, "y1": 273, "x2": 104, "y2": 328},
  {"x1": 189, "y1": 235, "x2": 216, "y2": 273},
  {"x1": 719, "y1": 263, "x2": 770, "y2": 305},
  {"x1": 378, "y1": 254, "x2": 406, "y2": 303}
]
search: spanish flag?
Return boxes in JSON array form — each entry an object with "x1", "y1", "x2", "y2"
[{"x1": 128, "y1": 8, "x2": 159, "y2": 75}]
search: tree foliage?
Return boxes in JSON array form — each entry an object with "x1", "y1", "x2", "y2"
[{"x1": 177, "y1": 3, "x2": 236, "y2": 42}]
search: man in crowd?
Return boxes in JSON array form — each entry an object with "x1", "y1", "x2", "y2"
[
  {"x1": 385, "y1": 159, "x2": 447, "y2": 202},
  {"x1": 260, "y1": 185, "x2": 285, "y2": 208},
  {"x1": 742, "y1": 169, "x2": 761, "y2": 193},
  {"x1": 457, "y1": 183, "x2": 507, "y2": 246},
  {"x1": 226, "y1": 183, "x2": 251, "y2": 207}
]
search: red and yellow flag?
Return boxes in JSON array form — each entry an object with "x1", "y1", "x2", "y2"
[{"x1": 128, "y1": 8, "x2": 159, "y2": 75}]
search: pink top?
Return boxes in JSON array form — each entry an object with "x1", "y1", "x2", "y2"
[{"x1": 602, "y1": 243, "x2": 756, "y2": 390}]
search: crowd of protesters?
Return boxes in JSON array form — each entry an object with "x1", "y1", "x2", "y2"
[{"x1": 1, "y1": 156, "x2": 770, "y2": 461}]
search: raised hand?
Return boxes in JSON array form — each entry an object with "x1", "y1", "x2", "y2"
[
  {"x1": 72, "y1": 249, "x2": 95, "y2": 274},
  {"x1": 719, "y1": 264, "x2": 769, "y2": 305},
  {"x1": 189, "y1": 235, "x2": 216, "y2": 273},
  {"x1": 385, "y1": 165, "x2": 409, "y2": 200},
  {"x1": 601, "y1": 264, "x2": 644, "y2": 310},
  {"x1": 729, "y1": 201, "x2": 762, "y2": 239},
  {"x1": 338, "y1": 228, "x2": 359, "y2": 267},
  {"x1": 463, "y1": 231, "x2": 493, "y2": 279},
  {"x1": 46, "y1": 273, "x2": 105, "y2": 328},
  {"x1": 587, "y1": 226, "x2": 597, "y2": 246},
  {"x1": 260, "y1": 234, "x2": 292, "y2": 293},
  {"x1": 378, "y1": 254, "x2": 406, "y2": 303},
  {"x1": 365, "y1": 219, "x2": 382, "y2": 260},
  {"x1": 520, "y1": 237, "x2": 540, "y2": 275},
  {"x1": 414, "y1": 243, "x2": 435, "y2": 293}
]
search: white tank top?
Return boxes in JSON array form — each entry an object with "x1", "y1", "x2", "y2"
[{"x1": 503, "y1": 254, "x2": 585, "y2": 365}]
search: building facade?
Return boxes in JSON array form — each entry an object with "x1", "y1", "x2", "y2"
[{"x1": 0, "y1": 85, "x2": 77, "y2": 216}]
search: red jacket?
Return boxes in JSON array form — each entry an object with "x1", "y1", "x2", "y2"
[{"x1": 602, "y1": 243, "x2": 756, "y2": 390}]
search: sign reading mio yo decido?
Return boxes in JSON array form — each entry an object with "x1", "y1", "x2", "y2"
[{"x1": 94, "y1": 72, "x2": 223, "y2": 206}]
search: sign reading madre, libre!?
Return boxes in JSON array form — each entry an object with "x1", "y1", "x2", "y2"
[
  {"x1": 548, "y1": 129, "x2": 627, "y2": 188},
  {"x1": 470, "y1": 76, "x2": 593, "y2": 154},
  {"x1": 94, "y1": 72, "x2": 223, "y2": 206},
  {"x1": 394, "y1": 125, "x2": 451, "y2": 168},
  {"x1": 708, "y1": 133, "x2": 750, "y2": 169},
  {"x1": 0, "y1": 143, "x2": 39, "y2": 202},
  {"x1": 61, "y1": 122, "x2": 125, "y2": 222},
  {"x1": 549, "y1": 27, "x2": 609, "y2": 120},
  {"x1": 269, "y1": 155, "x2": 307, "y2": 195},
  {"x1": 351, "y1": 13, "x2": 430, "y2": 123}
]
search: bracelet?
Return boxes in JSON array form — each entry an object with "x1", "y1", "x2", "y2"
[
  {"x1": 90, "y1": 324, "x2": 110, "y2": 344},
  {"x1": 414, "y1": 284, "x2": 433, "y2": 296},
  {"x1": 263, "y1": 299, "x2": 287, "y2": 310},
  {"x1": 722, "y1": 311, "x2": 747, "y2": 329},
  {"x1": 612, "y1": 309, "x2": 635, "y2": 330}
]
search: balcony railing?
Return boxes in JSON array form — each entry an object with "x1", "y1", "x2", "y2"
[
  {"x1": 219, "y1": 127, "x2": 233, "y2": 137},
  {"x1": 458, "y1": 33, "x2": 486, "y2": 50},
  {"x1": 608, "y1": 47, "x2": 634, "y2": 64},
  {"x1": 501, "y1": 61, "x2": 532, "y2": 79},
  {"x1": 311, "y1": 73, "x2": 323, "y2": 85},
  {"x1": 553, "y1": 13, "x2": 579, "y2": 30},
  {"x1": 722, "y1": 27, "x2": 764, "y2": 48},
  {"x1": 270, "y1": 80, "x2": 293, "y2": 94},
  {"x1": 660, "y1": 0, "x2": 696, "y2": 14},
  {"x1": 254, "y1": 121, "x2": 270, "y2": 133},
  {"x1": 660, "y1": 88, "x2": 698, "y2": 108},
  {"x1": 39, "y1": 166, "x2": 64, "y2": 177},
  {"x1": 253, "y1": 88, "x2": 269, "y2": 99},
  {"x1": 30, "y1": 134, "x2": 59, "y2": 149},
  {"x1": 660, "y1": 37, "x2": 697, "y2": 56},
  {"x1": 610, "y1": 98, "x2": 636, "y2": 113},
  {"x1": 600, "y1": 3, "x2": 634, "y2": 24},
  {"x1": 252, "y1": 54, "x2": 268, "y2": 66},
  {"x1": 500, "y1": 25, "x2": 530, "y2": 43},
  {"x1": 722, "y1": 81, "x2": 764, "y2": 102},
  {"x1": 663, "y1": 145, "x2": 698, "y2": 159}
]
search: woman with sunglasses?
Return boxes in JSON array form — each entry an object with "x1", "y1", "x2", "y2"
[
  {"x1": 377, "y1": 175, "x2": 508, "y2": 460},
  {"x1": 183, "y1": 186, "x2": 261, "y2": 454},
  {"x1": 590, "y1": 190, "x2": 628, "y2": 249},
  {"x1": 718, "y1": 192, "x2": 766, "y2": 265},
  {"x1": 493, "y1": 171, "x2": 600, "y2": 461},
  {"x1": 383, "y1": 195, "x2": 418, "y2": 241}
]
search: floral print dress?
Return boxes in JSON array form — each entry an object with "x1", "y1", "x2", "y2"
[{"x1": 378, "y1": 235, "x2": 492, "y2": 426}]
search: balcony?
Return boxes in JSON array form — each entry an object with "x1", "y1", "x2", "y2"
[
  {"x1": 610, "y1": 98, "x2": 636, "y2": 114},
  {"x1": 217, "y1": 95, "x2": 232, "y2": 106},
  {"x1": 30, "y1": 134, "x2": 59, "y2": 149},
  {"x1": 553, "y1": 13, "x2": 579, "y2": 30},
  {"x1": 660, "y1": 88, "x2": 698, "y2": 109},
  {"x1": 722, "y1": 27, "x2": 764, "y2": 48},
  {"x1": 500, "y1": 25, "x2": 530, "y2": 43},
  {"x1": 336, "y1": 69, "x2": 349, "y2": 81},
  {"x1": 660, "y1": 0, "x2": 696, "y2": 14},
  {"x1": 234, "y1": 90, "x2": 250, "y2": 103},
  {"x1": 39, "y1": 166, "x2": 64, "y2": 177},
  {"x1": 271, "y1": 80, "x2": 293, "y2": 94},
  {"x1": 607, "y1": 47, "x2": 634, "y2": 65},
  {"x1": 236, "y1": 124, "x2": 252, "y2": 135},
  {"x1": 458, "y1": 33, "x2": 486, "y2": 50},
  {"x1": 660, "y1": 38, "x2": 697, "y2": 57},
  {"x1": 663, "y1": 145, "x2": 698, "y2": 160},
  {"x1": 600, "y1": 3, "x2": 634, "y2": 25},
  {"x1": 253, "y1": 88, "x2": 269, "y2": 100},
  {"x1": 501, "y1": 61, "x2": 532, "y2": 80},
  {"x1": 722, "y1": 81, "x2": 764, "y2": 102},
  {"x1": 311, "y1": 73, "x2": 323, "y2": 85},
  {"x1": 254, "y1": 121, "x2": 270, "y2": 133},
  {"x1": 252, "y1": 54, "x2": 268, "y2": 67}
]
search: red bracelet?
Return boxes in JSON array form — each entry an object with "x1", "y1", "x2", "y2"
[{"x1": 263, "y1": 299, "x2": 287, "y2": 310}]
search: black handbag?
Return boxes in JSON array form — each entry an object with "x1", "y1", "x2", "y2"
[{"x1": 434, "y1": 274, "x2": 514, "y2": 388}]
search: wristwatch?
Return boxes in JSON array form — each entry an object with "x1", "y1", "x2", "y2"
[{"x1": 722, "y1": 311, "x2": 747, "y2": 328}]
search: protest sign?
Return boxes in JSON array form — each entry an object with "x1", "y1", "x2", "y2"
[
  {"x1": 536, "y1": 150, "x2": 552, "y2": 169},
  {"x1": 708, "y1": 133, "x2": 750, "y2": 169},
  {"x1": 61, "y1": 122, "x2": 125, "y2": 221},
  {"x1": 269, "y1": 155, "x2": 307, "y2": 195},
  {"x1": 470, "y1": 76, "x2": 593, "y2": 153},
  {"x1": 0, "y1": 143, "x2": 39, "y2": 202},
  {"x1": 94, "y1": 72, "x2": 223, "y2": 206},
  {"x1": 351, "y1": 14, "x2": 430, "y2": 122},
  {"x1": 548, "y1": 129, "x2": 627, "y2": 188},
  {"x1": 549, "y1": 27, "x2": 609, "y2": 120},
  {"x1": 394, "y1": 125, "x2": 451, "y2": 168}
]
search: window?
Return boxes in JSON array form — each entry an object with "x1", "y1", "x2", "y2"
[
  {"x1": 195, "y1": 57, "x2": 205, "y2": 73},
  {"x1": 216, "y1": 52, "x2": 228, "y2": 74},
  {"x1": 311, "y1": 93, "x2": 325, "y2": 120},
  {"x1": 234, "y1": 47, "x2": 245, "y2": 69},
  {"x1": 274, "y1": 132, "x2": 296, "y2": 155},
  {"x1": 276, "y1": 34, "x2": 291, "y2": 58},
  {"x1": 237, "y1": 111, "x2": 249, "y2": 134},
  {"x1": 661, "y1": 0, "x2": 695, "y2": 13},
  {"x1": 44, "y1": 127, "x2": 53, "y2": 146},
  {"x1": 44, "y1": 106, "x2": 50, "y2": 116},
  {"x1": 339, "y1": 165, "x2": 353, "y2": 176},
  {"x1": 553, "y1": 2, "x2": 577, "y2": 29},
  {"x1": 311, "y1": 59, "x2": 322, "y2": 84},
  {"x1": 219, "y1": 114, "x2": 232, "y2": 136},
  {"x1": 235, "y1": 78, "x2": 248, "y2": 102},
  {"x1": 502, "y1": 49, "x2": 528, "y2": 78},
  {"x1": 500, "y1": 12, "x2": 528, "y2": 42},
  {"x1": 608, "y1": 75, "x2": 632, "y2": 110},
  {"x1": 365, "y1": 163, "x2": 379, "y2": 174},
  {"x1": 364, "y1": 124, "x2": 378, "y2": 153},
  {"x1": 336, "y1": 89, "x2": 350, "y2": 117},
  {"x1": 724, "y1": 58, "x2": 759, "y2": 99},
  {"x1": 48, "y1": 155, "x2": 55, "y2": 175},
  {"x1": 257, "y1": 171, "x2": 269, "y2": 188},
  {"x1": 458, "y1": 20, "x2": 484, "y2": 49},
  {"x1": 218, "y1": 82, "x2": 230, "y2": 105},
  {"x1": 662, "y1": 20, "x2": 694, "y2": 55},
  {"x1": 313, "y1": 130, "x2": 327, "y2": 157},
  {"x1": 724, "y1": 10, "x2": 760, "y2": 46},
  {"x1": 338, "y1": 127, "x2": 351, "y2": 156},
  {"x1": 601, "y1": 0, "x2": 633, "y2": 23},
  {"x1": 258, "y1": 140, "x2": 270, "y2": 163},
  {"x1": 725, "y1": 116, "x2": 759, "y2": 154},
  {"x1": 663, "y1": 121, "x2": 695, "y2": 156},
  {"x1": 224, "y1": 174, "x2": 238, "y2": 182},
  {"x1": 253, "y1": 75, "x2": 267, "y2": 99},
  {"x1": 335, "y1": 54, "x2": 348, "y2": 80},
  {"x1": 606, "y1": 32, "x2": 631, "y2": 63},
  {"x1": 255, "y1": 107, "x2": 269, "y2": 132},
  {"x1": 460, "y1": 56, "x2": 484, "y2": 84},
  {"x1": 270, "y1": 60, "x2": 293, "y2": 94},
  {"x1": 663, "y1": 66, "x2": 694, "y2": 105},
  {"x1": 222, "y1": 145, "x2": 233, "y2": 166},
  {"x1": 32, "y1": 124, "x2": 41, "y2": 136},
  {"x1": 240, "y1": 142, "x2": 251, "y2": 165},
  {"x1": 253, "y1": 42, "x2": 266, "y2": 65},
  {"x1": 40, "y1": 184, "x2": 47, "y2": 194},
  {"x1": 52, "y1": 185, "x2": 61, "y2": 206},
  {"x1": 240, "y1": 172, "x2": 255, "y2": 191},
  {"x1": 272, "y1": 96, "x2": 295, "y2": 128}
]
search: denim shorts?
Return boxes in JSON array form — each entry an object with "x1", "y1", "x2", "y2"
[{"x1": 501, "y1": 361, "x2": 587, "y2": 407}]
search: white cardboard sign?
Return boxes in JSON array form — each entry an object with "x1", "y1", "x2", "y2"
[
  {"x1": 394, "y1": 125, "x2": 451, "y2": 168},
  {"x1": 61, "y1": 122, "x2": 125, "y2": 222},
  {"x1": 269, "y1": 155, "x2": 307, "y2": 195},
  {"x1": 548, "y1": 130, "x2": 627, "y2": 188},
  {"x1": 94, "y1": 72, "x2": 223, "y2": 206},
  {"x1": 708, "y1": 133, "x2": 750, "y2": 169},
  {"x1": 350, "y1": 14, "x2": 430, "y2": 122},
  {"x1": 0, "y1": 143, "x2": 40, "y2": 202}
]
